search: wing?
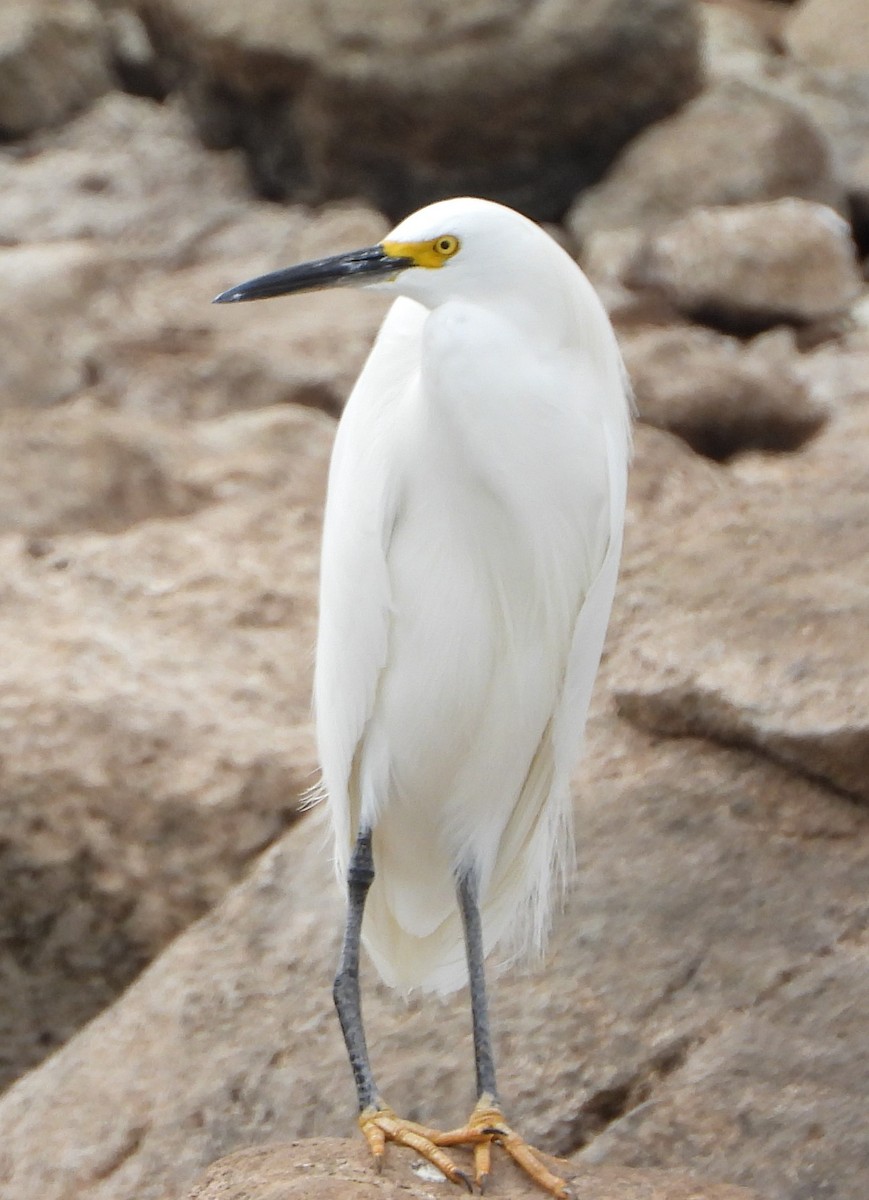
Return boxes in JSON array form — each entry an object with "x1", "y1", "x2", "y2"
[{"x1": 314, "y1": 296, "x2": 427, "y2": 882}]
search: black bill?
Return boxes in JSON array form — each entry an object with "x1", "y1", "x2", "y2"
[{"x1": 213, "y1": 244, "x2": 415, "y2": 304}]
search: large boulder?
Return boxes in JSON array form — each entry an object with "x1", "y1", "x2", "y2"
[
  {"x1": 132, "y1": 0, "x2": 701, "y2": 220},
  {"x1": 623, "y1": 199, "x2": 862, "y2": 332},
  {"x1": 0, "y1": 407, "x2": 866, "y2": 1200},
  {"x1": 0, "y1": 706, "x2": 864, "y2": 1200},
  {"x1": 0, "y1": 403, "x2": 332, "y2": 1089},
  {"x1": 620, "y1": 324, "x2": 826, "y2": 460},
  {"x1": 610, "y1": 343, "x2": 869, "y2": 806},
  {"x1": 566, "y1": 80, "x2": 843, "y2": 242}
]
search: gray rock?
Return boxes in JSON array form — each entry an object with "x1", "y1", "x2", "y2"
[
  {"x1": 133, "y1": 0, "x2": 701, "y2": 219},
  {"x1": 567, "y1": 80, "x2": 843, "y2": 242},
  {"x1": 624, "y1": 199, "x2": 862, "y2": 331}
]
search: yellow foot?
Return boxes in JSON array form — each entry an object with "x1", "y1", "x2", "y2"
[
  {"x1": 359, "y1": 1105, "x2": 473, "y2": 1192},
  {"x1": 434, "y1": 1094, "x2": 573, "y2": 1199}
]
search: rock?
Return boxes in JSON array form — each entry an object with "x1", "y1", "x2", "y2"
[
  {"x1": 0, "y1": 93, "x2": 250, "y2": 258},
  {"x1": 768, "y1": 67, "x2": 869, "y2": 252},
  {"x1": 611, "y1": 405, "x2": 869, "y2": 806},
  {"x1": 133, "y1": 0, "x2": 702, "y2": 220},
  {"x1": 0, "y1": 93, "x2": 390, "y2": 420},
  {"x1": 579, "y1": 939, "x2": 869, "y2": 1199},
  {"x1": 566, "y1": 80, "x2": 843, "y2": 242},
  {"x1": 0, "y1": 0, "x2": 115, "y2": 136},
  {"x1": 785, "y1": 0, "x2": 869, "y2": 71},
  {"x1": 0, "y1": 679, "x2": 865, "y2": 1199},
  {"x1": 184, "y1": 1139, "x2": 763, "y2": 1200},
  {"x1": 86, "y1": 207, "x2": 390, "y2": 420},
  {"x1": 620, "y1": 325, "x2": 826, "y2": 459},
  {"x1": 697, "y1": 2, "x2": 777, "y2": 82},
  {"x1": 0, "y1": 241, "x2": 114, "y2": 410},
  {"x1": 0, "y1": 403, "x2": 333, "y2": 1088},
  {"x1": 624, "y1": 199, "x2": 862, "y2": 332}
]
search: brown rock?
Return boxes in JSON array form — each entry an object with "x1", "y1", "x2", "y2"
[
  {"x1": 184, "y1": 1139, "x2": 763, "y2": 1200},
  {"x1": 0, "y1": 241, "x2": 114, "y2": 410},
  {"x1": 579, "y1": 939, "x2": 869, "y2": 1198},
  {"x1": 0, "y1": 404, "x2": 333, "y2": 1087},
  {"x1": 566, "y1": 80, "x2": 843, "y2": 242},
  {"x1": 768, "y1": 67, "x2": 869, "y2": 251},
  {"x1": 0, "y1": 93, "x2": 390, "y2": 420},
  {"x1": 134, "y1": 0, "x2": 701, "y2": 220},
  {"x1": 620, "y1": 325, "x2": 826, "y2": 459},
  {"x1": 697, "y1": 2, "x2": 777, "y2": 82},
  {"x1": 624, "y1": 199, "x2": 862, "y2": 331},
  {"x1": 0, "y1": 93, "x2": 249, "y2": 257},
  {"x1": 0, "y1": 0, "x2": 114, "y2": 136},
  {"x1": 611, "y1": 400, "x2": 869, "y2": 805},
  {"x1": 0, "y1": 698, "x2": 865, "y2": 1200},
  {"x1": 785, "y1": 0, "x2": 869, "y2": 71}
]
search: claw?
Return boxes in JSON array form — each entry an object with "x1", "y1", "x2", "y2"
[{"x1": 357, "y1": 1101, "x2": 571, "y2": 1199}]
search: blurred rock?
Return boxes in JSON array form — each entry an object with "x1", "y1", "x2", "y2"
[
  {"x1": 0, "y1": 0, "x2": 115, "y2": 136},
  {"x1": 567, "y1": 80, "x2": 842, "y2": 242},
  {"x1": 0, "y1": 93, "x2": 248, "y2": 257},
  {"x1": 621, "y1": 325, "x2": 826, "y2": 459},
  {"x1": 0, "y1": 700, "x2": 864, "y2": 1200},
  {"x1": 624, "y1": 199, "x2": 862, "y2": 331},
  {"x1": 0, "y1": 404, "x2": 332, "y2": 1088},
  {"x1": 0, "y1": 241, "x2": 114, "y2": 410},
  {"x1": 184, "y1": 1139, "x2": 763, "y2": 1200},
  {"x1": 768, "y1": 68, "x2": 869, "y2": 251},
  {"x1": 785, "y1": 0, "x2": 869, "y2": 71},
  {"x1": 697, "y1": 2, "x2": 777, "y2": 82},
  {"x1": 0, "y1": 93, "x2": 389, "y2": 419},
  {"x1": 133, "y1": 0, "x2": 701, "y2": 220}
]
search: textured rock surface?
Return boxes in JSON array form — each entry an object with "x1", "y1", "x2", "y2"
[
  {"x1": 0, "y1": 696, "x2": 864, "y2": 1200},
  {"x1": 0, "y1": 8, "x2": 867, "y2": 1200},
  {"x1": 0, "y1": 94, "x2": 390, "y2": 421},
  {"x1": 620, "y1": 325, "x2": 826, "y2": 459},
  {"x1": 0, "y1": 0, "x2": 114, "y2": 136},
  {"x1": 566, "y1": 81, "x2": 842, "y2": 241},
  {"x1": 624, "y1": 200, "x2": 862, "y2": 331},
  {"x1": 0, "y1": 404, "x2": 331, "y2": 1087},
  {"x1": 611, "y1": 382, "x2": 869, "y2": 805},
  {"x1": 785, "y1": 0, "x2": 869, "y2": 71},
  {"x1": 133, "y1": 0, "x2": 701, "y2": 219},
  {"x1": 184, "y1": 1139, "x2": 763, "y2": 1200}
]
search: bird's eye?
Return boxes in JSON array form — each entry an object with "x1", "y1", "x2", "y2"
[{"x1": 433, "y1": 235, "x2": 459, "y2": 258}]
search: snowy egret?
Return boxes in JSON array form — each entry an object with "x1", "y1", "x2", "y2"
[{"x1": 215, "y1": 197, "x2": 631, "y2": 1197}]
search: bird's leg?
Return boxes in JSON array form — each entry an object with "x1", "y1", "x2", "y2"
[
  {"x1": 333, "y1": 827, "x2": 380, "y2": 1112},
  {"x1": 431, "y1": 870, "x2": 572, "y2": 1199},
  {"x1": 334, "y1": 828, "x2": 472, "y2": 1191}
]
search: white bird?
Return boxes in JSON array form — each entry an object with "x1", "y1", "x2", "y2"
[{"x1": 215, "y1": 197, "x2": 631, "y2": 1198}]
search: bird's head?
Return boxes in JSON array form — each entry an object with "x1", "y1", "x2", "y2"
[{"x1": 213, "y1": 197, "x2": 565, "y2": 314}]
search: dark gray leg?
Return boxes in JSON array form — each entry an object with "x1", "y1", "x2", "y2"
[
  {"x1": 457, "y1": 870, "x2": 499, "y2": 1104},
  {"x1": 333, "y1": 828, "x2": 381, "y2": 1112}
]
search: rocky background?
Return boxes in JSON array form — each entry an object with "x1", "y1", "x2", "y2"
[{"x1": 0, "y1": 1, "x2": 867, "y2": 1198}]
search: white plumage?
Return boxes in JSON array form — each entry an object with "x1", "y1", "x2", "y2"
[{"x1": 313, "y1": 198, "x2": 631, "y2": 994}]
